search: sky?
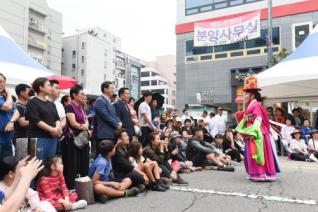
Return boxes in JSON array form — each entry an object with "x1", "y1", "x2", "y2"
[{"x1": 47, "y1": 0, "x2": 176, "y2": 61}]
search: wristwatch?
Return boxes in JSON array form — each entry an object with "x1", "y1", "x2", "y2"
[{"x1": 9, "y1": 119, "x2": 15, "y2": 123}]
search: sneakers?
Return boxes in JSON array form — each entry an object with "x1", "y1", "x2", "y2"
[
  {"x1": 159, "y1": 178, "x2": 170, "y2": 190},
  {"x1": 151, "y1": 181, "x2": 167, "y2": 192},
  {"x1": 94, "y1": 194, "x2": 108, "y2": 203},
  {"x1": 136, "y1": 184, "x2": 146, "y2": 193},
  {"x1": 173, "y1": 176, "x2": 189, "y2": 185},
  {"x1": 309, "y1": 154, "x2": 318, "y2": 162},
  {"x1": 71, "y1": 200, "x2": 87, "y2": 210},
  {"x1": 124, "y1": 187, "x2": 139, "y2": 197},
  {"x1": 217, "y1": 165, "x2": 235, "y2": 172}
]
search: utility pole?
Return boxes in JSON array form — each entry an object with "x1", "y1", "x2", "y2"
[{"x1": 267, "y1": 0, "x2": 273, "y2": 68}]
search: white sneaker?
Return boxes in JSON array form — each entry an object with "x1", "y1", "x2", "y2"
[
  {"x1": 71, "y1": 200, "x2": 87, "y2": 210},
  {"x1": 309, "y1": 154, "x2": 318, "y2": 162}
]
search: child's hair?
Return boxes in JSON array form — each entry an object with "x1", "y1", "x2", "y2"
[
  {"x1": 128, "y1": 142, "x2": 142, "y2": 160},
  {"x1": 214, "y1": 134, "x2": 224, "y2": 140},
  {"x1": 99, "y1": 140, "x2": 115, "y2": 156},
  {"x1": 0, "y1": 156, "x2": 17, "y2": 181},
  {"x1": 115, "y1": 128, "x2": 128, "y2": 141},
  {"x1": 40, "y1": 155, "x2": 62, "y2": 177}
]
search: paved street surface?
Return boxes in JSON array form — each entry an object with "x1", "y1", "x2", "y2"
[{"x1": 79, "y1": 157, "x2": 318, "y2": 212}]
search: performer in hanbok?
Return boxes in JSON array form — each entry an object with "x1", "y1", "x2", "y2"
[{"x1": 235, "y1": 75, "x2": 280, "y2": 181}]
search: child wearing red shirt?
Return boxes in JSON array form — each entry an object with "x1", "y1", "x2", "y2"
[{"x1": 37, "y1": 156, "x2": 87, "y2": 211}]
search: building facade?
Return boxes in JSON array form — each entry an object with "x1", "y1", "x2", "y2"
[
  {"x1": 62, "y1": 27, "x2": 121, "y2": 95},
  {"x1": 0, "y1": 0, "x2": 62, "y2": 74},
  {"x1": 176, "y1": 0, "x2": 318, "y2": 111},
  {"x1": 141, "y1": 67, "x2": 175, "y2": 109},
  {"x1": 143, "y1": 55, "x2": 177, "y2": 108},
  {"x1": 115, "y1": 50, "x2": 143, "y2": 100}
]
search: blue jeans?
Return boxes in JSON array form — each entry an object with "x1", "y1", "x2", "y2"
[
  {"x1": 36, "y1": 138, "x2": 58, "y2": 160},
  {"x1": 0, "y1": 142, "x2": 13, "y2": 160}
]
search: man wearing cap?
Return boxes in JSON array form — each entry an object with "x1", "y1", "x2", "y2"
[{"x1": 138, "y1": 91, "x2": 159, "y2": 146}]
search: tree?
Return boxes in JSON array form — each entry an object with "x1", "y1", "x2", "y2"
[{"x1": 270, "y1": 48, "x2": 289, "y2": 66}]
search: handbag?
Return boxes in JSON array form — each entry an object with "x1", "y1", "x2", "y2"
[
  {"x1": 73, "y1": 130, "x2": 90, "y2": 149},
  {"x1": 75, "y1": 176, "x2": 95, "y2": 205},
  {"x1": 67, "y1": 103, "x2": 90, "y2": 149}
]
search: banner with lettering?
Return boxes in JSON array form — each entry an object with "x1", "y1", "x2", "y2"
[{"x1": 194, "y1": 11, "x2": 261, "y2": 47}]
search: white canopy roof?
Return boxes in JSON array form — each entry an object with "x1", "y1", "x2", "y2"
[
  {"x1": 258, "y1": 25, "x2": 318, "y2": 103},
  {"x1": 0, "y1": 25, "x2": 52, "y2": 85}
]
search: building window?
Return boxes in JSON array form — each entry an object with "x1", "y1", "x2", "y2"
[
  {"x1": 141, "y1": 72, "x2": 150, "y2": 77},
  {"x1": 72, "y1": 50, "x2": 76, "y2": 57},
  {"x1": 185, "y1": 0, "x2": 264, "y2": 16},
  {"x1": 172, "y1": 90, "x2": 176, "y2": 96},
  {"x1": 72, "y1": 64, "x2": 76, "y2": 71},
  {"x1": 246, "y1": 27, "x2": 280, "y2": 48},
  {"x1": 159, "y1": 80, "x2": 167, "y2": 85},
  {"x1": 151, "y1": 72, "x2": 160, "y2": 77},
  {"x1": 81, "y1": 56, "x2": 84, "y2": 63},
  {"x1": 81, "y1": 42, "x2": 86, "y2": 49},
  {"x1": 293, "y1": 22, "x2": 312, "y2": 50},
  {"x1": 141, "y1": 81, "x2": 150, "y2": 86},
  {"x1": 172, "y1": 99, "x2": 176, "y2": 105},
  {"x1": 81, "y1": 69, "x2": 84, "y2": 76},
  {"x1": 151, "y1": 89, "x2": 165, "y2": 95},
  {"x1": 151, "y1": 80, "x2": 157, "y2": 86}
]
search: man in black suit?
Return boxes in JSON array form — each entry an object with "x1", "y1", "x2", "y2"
[{"x1": 114, "y1": 88, "x2": 134, "y2": 139}]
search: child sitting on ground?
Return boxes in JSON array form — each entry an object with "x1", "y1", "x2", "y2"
[
  {"x1": 128, "y1": 142, "x2": 169, "y2": 192},
  {"x1": 0, "y1": 156, "x2": 56, "y2": 212},
  {"x1": 212, "y1": 134, "x2": 232, "y2": 165},
  {"x1": 89, "y1": 140, "x2": 139, "y2": 202},
  {"x1": 37, "y1": 156, "x2": 87, "y2": 211}
]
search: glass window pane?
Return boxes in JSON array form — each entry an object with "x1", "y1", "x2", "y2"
[
  {"x1": 214, "y1": 41, "x2": 244, "y2": 52},
  {"x1": 141, "y1": 72, "x2": 150, "y2": 77},
  {"x1": 186, "y1": 0, "x2": 213, "y2": 9},
  {"x1": 186, "y1": 8, "x2": 199, "y2": 15},
  {"x1": 186, "y1": 40, "x2": 194, "y2": 56},
  {"x1": 230, "y1": 0, "x2": 243, "y2": 6},
  {"x1": 200, "y1": 5, "x2": 213, "y2": 12},
  {"x1": 214, "y1": 2, "x2": 228, "y2": 9},
  {"x1": 272, "y1": 27, "x2": 280, "y2": 45},
  {"x1": 193, "y1": 46, "x2": 213, "y2": 55}
]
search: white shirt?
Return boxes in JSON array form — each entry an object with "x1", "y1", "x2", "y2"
[
  {"x1": 47, "y1": 96, "x2": 65, "y2": 120},
  {"x1": 290, "y1": 139, "x2": 307, "y2": 154},
  {"x1": 208, "y1": 117, "x2": 218, "y2": 137},
  {"x1": 138, "y1": 102, "x2": 151, "y2": 127},
  {"x1": 55, "y1": 101, "x2": 66, "y2": 120},
  {"x1": 281, "y1": 126, "x2": 295, "y2": 144},
  {"x1": 308, "y1": 139, "x2": 318, "y2": 151},
  {"x1": 181, "y1": 114, "x2": 191, "y2": 126},
  {"x1": 213, "y1": 114, "x2": 227, "y2": 135}
]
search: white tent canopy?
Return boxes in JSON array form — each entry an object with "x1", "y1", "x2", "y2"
[
  {"x1": 0, "y1": 25, "x2": 52, "y2": 86},
  {"x1": 258, "y1": 25, "x2": 318, "y2": 103}
]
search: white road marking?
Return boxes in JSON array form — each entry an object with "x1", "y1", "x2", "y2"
[{"x1": 170, "y1": 186, "x2": 317, "y2": 206}]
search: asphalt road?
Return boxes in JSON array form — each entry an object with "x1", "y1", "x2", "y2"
[{"x1": 79, "y1": 157, "x2": 318, "y2": 212}]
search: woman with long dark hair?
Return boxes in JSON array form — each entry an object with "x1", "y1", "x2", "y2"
[
  {"x1": 235, "y1": 75, "x2": 280, "y2": 181},
  {"x1": 61, "y1": 85, "x2": 90, "y2": 189}
]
